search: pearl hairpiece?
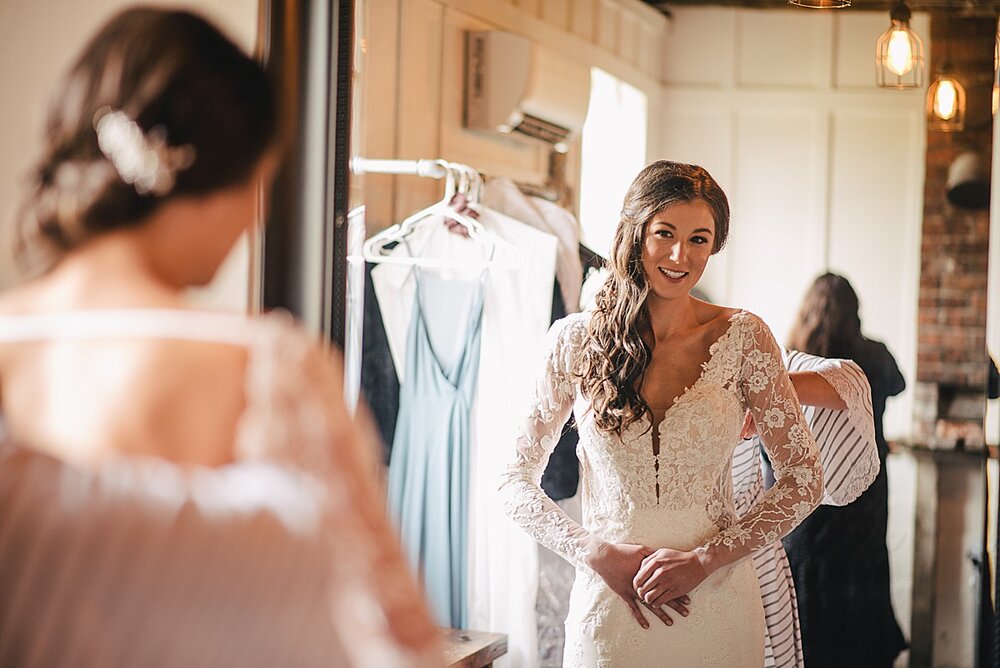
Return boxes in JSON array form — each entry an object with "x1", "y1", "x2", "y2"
[{"x1": 93, "y1": 107, "x2": 195, "y2": 196}]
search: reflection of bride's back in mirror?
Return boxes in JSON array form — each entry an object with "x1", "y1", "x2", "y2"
[{"x1": 0, "y1": 8, "x2": 439, "y2": 667}]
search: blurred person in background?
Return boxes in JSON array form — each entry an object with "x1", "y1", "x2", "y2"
[
  {"x1": 783, "y1": 272, "x2": 907, "y2": 668},
  {"x1": 0, "y1": 8, "x2": 438, "y2": 667}
]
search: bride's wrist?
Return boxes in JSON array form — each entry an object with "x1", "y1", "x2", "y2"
[
  {"x1": 584, "y1": 539, "x2": 611, "y2": 571},
  {"x1": 693, "y1": 545, "x2": 716, "y2": 575}
]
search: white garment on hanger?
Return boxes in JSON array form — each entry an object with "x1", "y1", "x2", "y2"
[
  {"x1": 482, "y1": 178, "x2": 582, "y2": 314},
  {"x1": 372, "y1": 210, "x2": 557, "y2": 668}
]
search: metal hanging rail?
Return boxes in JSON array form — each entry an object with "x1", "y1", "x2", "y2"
[{"x1": 350, "y1": 157, "x2": 450, "y2": 179}]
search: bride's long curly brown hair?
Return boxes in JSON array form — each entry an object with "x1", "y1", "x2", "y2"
[{"x1": 577, "y1": 161, "x2": 730, "y2": 437}]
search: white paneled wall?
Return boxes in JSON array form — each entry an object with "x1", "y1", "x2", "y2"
[
  {"x1": 660, "y1": 8, "x2": 927, "y2": 445},
  {"x1": 728, "y1": 109, "x2": 827, "y2": 322},
  {"x1": 826, "y1": 110, "x2": 925, "y2": 434},
  {"x1": 737, "y1": 12, "x2": 833, "y2": 88}
]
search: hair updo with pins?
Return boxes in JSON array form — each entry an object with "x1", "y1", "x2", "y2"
[{"x1": 15, "y1": 7, "x2": 277, "y2": 274}]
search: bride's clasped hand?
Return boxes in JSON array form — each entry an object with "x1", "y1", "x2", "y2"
[{"x1": 585, "y1": 542, "x2": 699, "y2": 629}]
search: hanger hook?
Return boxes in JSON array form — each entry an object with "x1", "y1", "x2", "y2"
[
  {"x1": 432, "y1": 159, "x2": 456, "y2": 202},
  {"x1": 453, "y1": 162, "x2": 471, "y2": 199},
  {"x1": 455, "y1": 163, "x2": 482, "y2": 204},
  {"x1": 472, "y1": 167, "x2": 484, "y2": 203}
]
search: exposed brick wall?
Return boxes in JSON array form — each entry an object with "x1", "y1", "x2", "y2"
[{"x1": 916, "y1": 16, "x2": 994, "y2": 393}]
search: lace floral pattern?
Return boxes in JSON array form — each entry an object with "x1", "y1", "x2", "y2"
[
  {"x1": 499, "y1": 310, "x2": 822, "y2": 665},
  {"x1": 705, "y1": 315, "x2": 823, "y2": 556},
  {"x1": 236, "y1": 313, "x2": 439, "y2": 668}
]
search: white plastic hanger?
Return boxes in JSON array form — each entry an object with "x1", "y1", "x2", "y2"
[{"x1": 360, "y1": 160, "x2": 520, "y2": 269}]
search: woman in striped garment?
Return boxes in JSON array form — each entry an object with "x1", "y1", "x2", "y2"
[{"x1": 736, "y1": 351, "x2": 880, "y2": 668}]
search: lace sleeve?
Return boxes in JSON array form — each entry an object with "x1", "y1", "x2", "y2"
[
  {"x1": 498, "y1": 314, "x2": 602, "y2": 569},
  {"x1": 700, "y1": 315, "x2": 822, "y2": 569},
  {"x1": 795, "y1": 354, "x2": 879, "y2": 506},
  {"x1": 239, "y1": 315, "x2": 440, "y2": 668}
]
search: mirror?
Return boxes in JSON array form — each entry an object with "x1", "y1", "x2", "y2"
[
  {"x1": 345, "y1": 2, "x2": 997, "y2": 667},
  {"x1": 2, "y1": 0, "x2": 993, "y2": 666}
]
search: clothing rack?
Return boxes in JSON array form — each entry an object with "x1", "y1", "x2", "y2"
[
  {"x1": 351, "y1": 158, "x2": 450, "y2": 179},
  {"x1": 352, "y1": 157, "x2": 559, "y2": 202}
]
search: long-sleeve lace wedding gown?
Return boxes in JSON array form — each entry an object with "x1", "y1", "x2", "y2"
[{"x1": 499, "y1": 310, "x2": 822, "y2": 667}]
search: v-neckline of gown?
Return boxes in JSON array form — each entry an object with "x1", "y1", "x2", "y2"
[
  {"x1": 412, "y1": 272, "x2": 486, "y2": 390},
  {"x1": 644, "y1": 310, "x2": 745, "y2": 504},
  {"x1": 647, "y1": 309, "x2": 745, "y2": 431}
]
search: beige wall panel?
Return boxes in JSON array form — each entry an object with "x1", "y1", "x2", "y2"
[
  {"x1": 514, "y1": 0, "x2": 541, "y2": 17},
  {"x1": 365, "y1": 0, "x2": 665, "y2": 232},
  {"x1": 736, "y1": 10, "x2": 831, "y2": 89},
  {"x1": 617, "y1": 9, "x2": 639, "y2": 67},
  {"x1": 661, "y1": 8, "x2": 735, "y2": 87},
  {"x1": 827, "y1": 109, "x2": 923, "y2": 441},
  {"x1": 729, "y1": 110, "x2": 824, "y2": 339},
  {"x1": 595, "y1": 0, "x2": 619, "y2": 54},
  {"x1": 569, "y1": 0, "x2": 596, "y2": 41},
  {"x1": 438, "y1": 0, "x2": 661, "y2": 91},
  {"x1": 658, "y1": 9, "x2": 925, "y2": 444},
  {"x1": 393, "y1": 0, "x2": 446, "y2": 223},
  {"x1": 438, "y1": 8, "x2": 548, "y2": 184},
  {"x1": 541, "y1": 0, "x2": 570, "y2": 30},
  {"x1": 638, "y1": 23, "x2": 661, "y2": 80},
  {"x1": 359, "y1": 0, "x2": 402, "y2": 229}
]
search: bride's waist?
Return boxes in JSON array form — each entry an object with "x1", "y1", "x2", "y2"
[{"x1": 584, "y1": 506, "x2": 730, "y2": 550}]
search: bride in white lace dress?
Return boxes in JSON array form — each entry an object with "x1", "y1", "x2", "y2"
[{"x1": 499, "y1": 161, "x2": 823, "y2": 667}]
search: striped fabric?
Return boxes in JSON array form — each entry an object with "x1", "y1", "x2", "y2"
[{"x1": 733, "y1": 351, "x2": 879, "y2": 668}]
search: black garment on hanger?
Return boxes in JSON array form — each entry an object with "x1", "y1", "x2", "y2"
[
  {"x1": 538, "y1": 244, "x2": 606, "y2": 501},
  {"x1": 539, "y1": 285, "x2": 579, "y2": 501},
  {"x1": 579, "y1": 243, "x2": 604, "y2": 276},
  {"x1": 361, "y1": 262, "x2": 400, "y2": 465}
]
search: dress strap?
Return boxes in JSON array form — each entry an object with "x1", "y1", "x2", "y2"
[{"x1": 0, "y1": 309, "x2": 258, "y2": 346}]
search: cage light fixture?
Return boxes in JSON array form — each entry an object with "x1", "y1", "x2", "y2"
[
  {"x1": 876, "y1": 0, "x2": 925, "y2": 89},
  {"x1": 926, "y1": 60, "x2": 967, "y2": 131},
  {"x1": 927, "y1": 73, "x2": 966, "y2": 130},
  {"x1": 788, "y1": 0, "x2": 850, "y2": 8},
  {"x1": 926, "y1": 1, "x2": 966, "y2": 131}
]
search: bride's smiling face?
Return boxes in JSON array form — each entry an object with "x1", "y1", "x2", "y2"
[{"x1": 641, "y1": 199, "x2": 716, "y2": 300}]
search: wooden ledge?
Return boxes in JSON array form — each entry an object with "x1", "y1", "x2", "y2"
[{"x1": 442, "y1": 628, "x2": 508, "y2": 668}]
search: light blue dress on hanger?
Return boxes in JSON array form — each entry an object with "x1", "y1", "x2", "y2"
[{"x1": 387, "y1": 268, "x2": 486, "y2": 629}]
